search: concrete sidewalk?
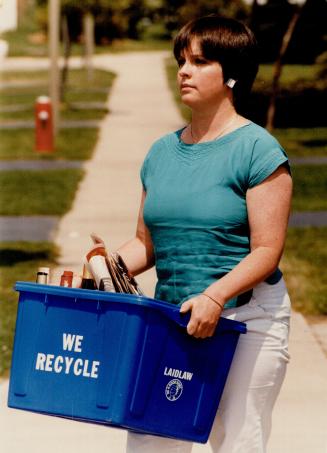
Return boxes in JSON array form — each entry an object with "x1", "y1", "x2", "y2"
[
  {"x1": 53, "y1": 51, "x2": 181, "y2": 293},
  {"x1": 1, "y1": 52, "x2": 327, "y2": 453}
]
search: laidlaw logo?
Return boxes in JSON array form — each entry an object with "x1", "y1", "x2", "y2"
[
  {"x1": 164, "y1": 367, "x2": 193, "y2": 381},
  {"x1": 35, "y1": 333, "x2": 101, "y2": 379},
  {"x1": 164, "y1": 367, "x2": 194, "y2": 402},
  {"x1": 165, "y1": 379, "x2": 183, "y2": 401}
]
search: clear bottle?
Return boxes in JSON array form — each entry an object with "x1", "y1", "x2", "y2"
[
  {"x1": 86, "y1": 244, "x2": 115, "y2": 292},
  {"x1": 60, "y1": 270, "x2": 73, "y2": 287},
  {"x1": 36, "y1": 267, "x2": 50, "y2": 284}
]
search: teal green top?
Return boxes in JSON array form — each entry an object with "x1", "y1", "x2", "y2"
[{"x1": 141, "y1": 122, "x2": 290, "y2": 308}]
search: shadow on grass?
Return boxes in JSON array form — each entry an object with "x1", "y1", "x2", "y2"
[
  {"x1": 0, "y1": 248, "x2": 53, "y2": 266},
  {"x1": 299, "y1": 139, "x2": 327, "y2": 148}
]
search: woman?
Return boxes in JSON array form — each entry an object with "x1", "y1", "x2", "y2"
[{"x1": 117, "y1": 15, "x2": 292, "y2": 453}]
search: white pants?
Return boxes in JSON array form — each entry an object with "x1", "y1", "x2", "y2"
[{"x1": 126, "y1": 279, "x2": 291, "y2": 453}]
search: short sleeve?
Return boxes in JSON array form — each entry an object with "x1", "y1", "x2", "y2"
[
  {"x1": 140, "y1": 157, "x2": 148, "y2": 191},
  {"x1": 248, "y1": 137, "x2": 290, "y2": 188},
  {"x1": 139, "y1": 140, "x2": 159, "y2": 191}
]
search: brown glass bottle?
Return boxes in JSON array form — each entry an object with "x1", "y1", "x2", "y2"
[
  {"x1": 60, "y1": 270, "x2": 73, "y2": 287},
  {"x1": 81, "y1": 265, "x2": 96, "y2": 290}
]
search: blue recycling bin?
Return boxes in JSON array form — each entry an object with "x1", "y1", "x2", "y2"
[{"x1": 8, "y1": 282, "x2": 246, "y2": 443}]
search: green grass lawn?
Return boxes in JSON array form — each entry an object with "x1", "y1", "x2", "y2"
[
  {"x1": 1, "y1": 68, "x2": 114, "y2": 85},
  {"x1": 0, "y1": 89, "x2": 48, "y2": 106},
  {"x1": 0, "y1": 68, "x2": 115, "y2": 159},
  {"x1": 0, "y1": 169, "x2": 84, "y2": 215},
  {"x1": 292, "y1": 165, "x2": 327, "y2": 212},
  {"x1": 0, "y1": 68, "x2": 115, "y2": 122},
  {"x1": 0, "y1": 128, "x2": 99, "y2": 160},
  {"x1": 0, "y1": 99, "x2": 108, "y2": 122},
  {"x1": 255, "y1": 64, "x2": 323, "y2": 86},
  {"x1": 281, "y1": 227, "x2": 327, "y2": 315},
  {"x1": 0, "y1": 242, "x2": 58, "y2": 377},
  {"x1": 274, "y1": 128, "x2": 327, "y2": 157}
]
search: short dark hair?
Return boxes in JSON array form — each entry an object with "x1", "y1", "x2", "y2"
[{"x1": 173, "y1": 15, "x2": 259, "y2": 109}]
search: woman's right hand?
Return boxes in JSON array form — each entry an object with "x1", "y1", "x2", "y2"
[{"x1": 180, "y1": 294, "x2": 223, "y2": 338}]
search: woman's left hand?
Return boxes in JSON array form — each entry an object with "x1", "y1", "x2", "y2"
[{"x1": 180, "y1": 295, "x2": 223, "y2": 338}]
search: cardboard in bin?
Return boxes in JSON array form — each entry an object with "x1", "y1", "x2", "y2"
[{"x1": 8, "y1": 282, "x2": 246, "y2": 443}]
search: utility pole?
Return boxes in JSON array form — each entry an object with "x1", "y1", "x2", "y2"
[
  {"x1": 49, "y1": 0, "x2": 60, "y2": 136},
  {"x1": 84, "y1": 12, "x2": 95, "y2": 82},
  {"x1": 17, "y1": 0, "x2": 27, "y2": 26}
]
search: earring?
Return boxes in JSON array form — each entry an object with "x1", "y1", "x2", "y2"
[{"x1": 226, "y1": 78, "x2": 236, "y2": 88}]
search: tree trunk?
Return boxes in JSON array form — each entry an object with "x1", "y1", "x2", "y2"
[
  {"x1": 84, "y1": 12, "x2": 95, "y2": 83},
  {"x1": 60, "y1": 14, "x2": 71, "y2": 103},
  {"x1": 266, "y1": 6, "x2": 303, "y2": 132},
  {"x1": 17, "y1": 0, "x2": 30, "y2": 26},
  {"x1": 49, "y1": 0, "x2": 60, "y2": 136}
]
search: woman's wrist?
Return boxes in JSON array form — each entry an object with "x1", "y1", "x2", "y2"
[{"x1": 202, "y1": 292, "x2": 225, "y2": 310}]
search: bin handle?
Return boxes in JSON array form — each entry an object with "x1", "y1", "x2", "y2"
[
  {"x1": 154, "y1": 303, "x2": 247, "y2": 334},
  {"x1": 155, "y1": 304, "x2": 190, "y2": 328}
]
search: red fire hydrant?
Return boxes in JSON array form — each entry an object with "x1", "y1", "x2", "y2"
[{"x1": 35, "y1": 96, "x2": 54, "y2": 152}]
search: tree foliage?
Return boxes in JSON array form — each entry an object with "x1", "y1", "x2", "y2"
[
  {"x1": 35, "y1": 0, "x2": 327, "y2": 64},
  {"x1": 146, "y1": 0, "x2": 249, "y2": 37},
  {"x1": 36, "y1": 0, "x2": 249, "y2": 43},
  {"x1": 36, "y1": 0, "x2": 147, "y2": 42}
]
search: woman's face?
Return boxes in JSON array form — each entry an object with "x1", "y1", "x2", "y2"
[{"x1": 177, "y1": 38, "x2": 228, "y2": 109}]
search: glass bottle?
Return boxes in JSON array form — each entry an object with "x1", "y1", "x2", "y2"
[
  {"x1": 60, "y1": 270, "x2": 73, "y2": 287},
  {"x1": 36, "y1": 267, "x2": 50, "y2": 284},
  {"x1": 81, "y1": 265, "x2": 96, "y2": 290}
]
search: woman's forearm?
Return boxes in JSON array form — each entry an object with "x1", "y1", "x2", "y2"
[
  {"x1": 204, "y1": 166, "x2": 292, "y2": 306},
  {"x1": 204, "y1": 246, "x2": 282, "y2": 305},
  {"x1": 116, "y1": 237, "x2": 155, "y2": 277}
]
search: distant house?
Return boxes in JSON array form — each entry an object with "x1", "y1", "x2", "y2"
[{"x1": 0, "y1": 0, "x2": 18, "y2": 34}]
